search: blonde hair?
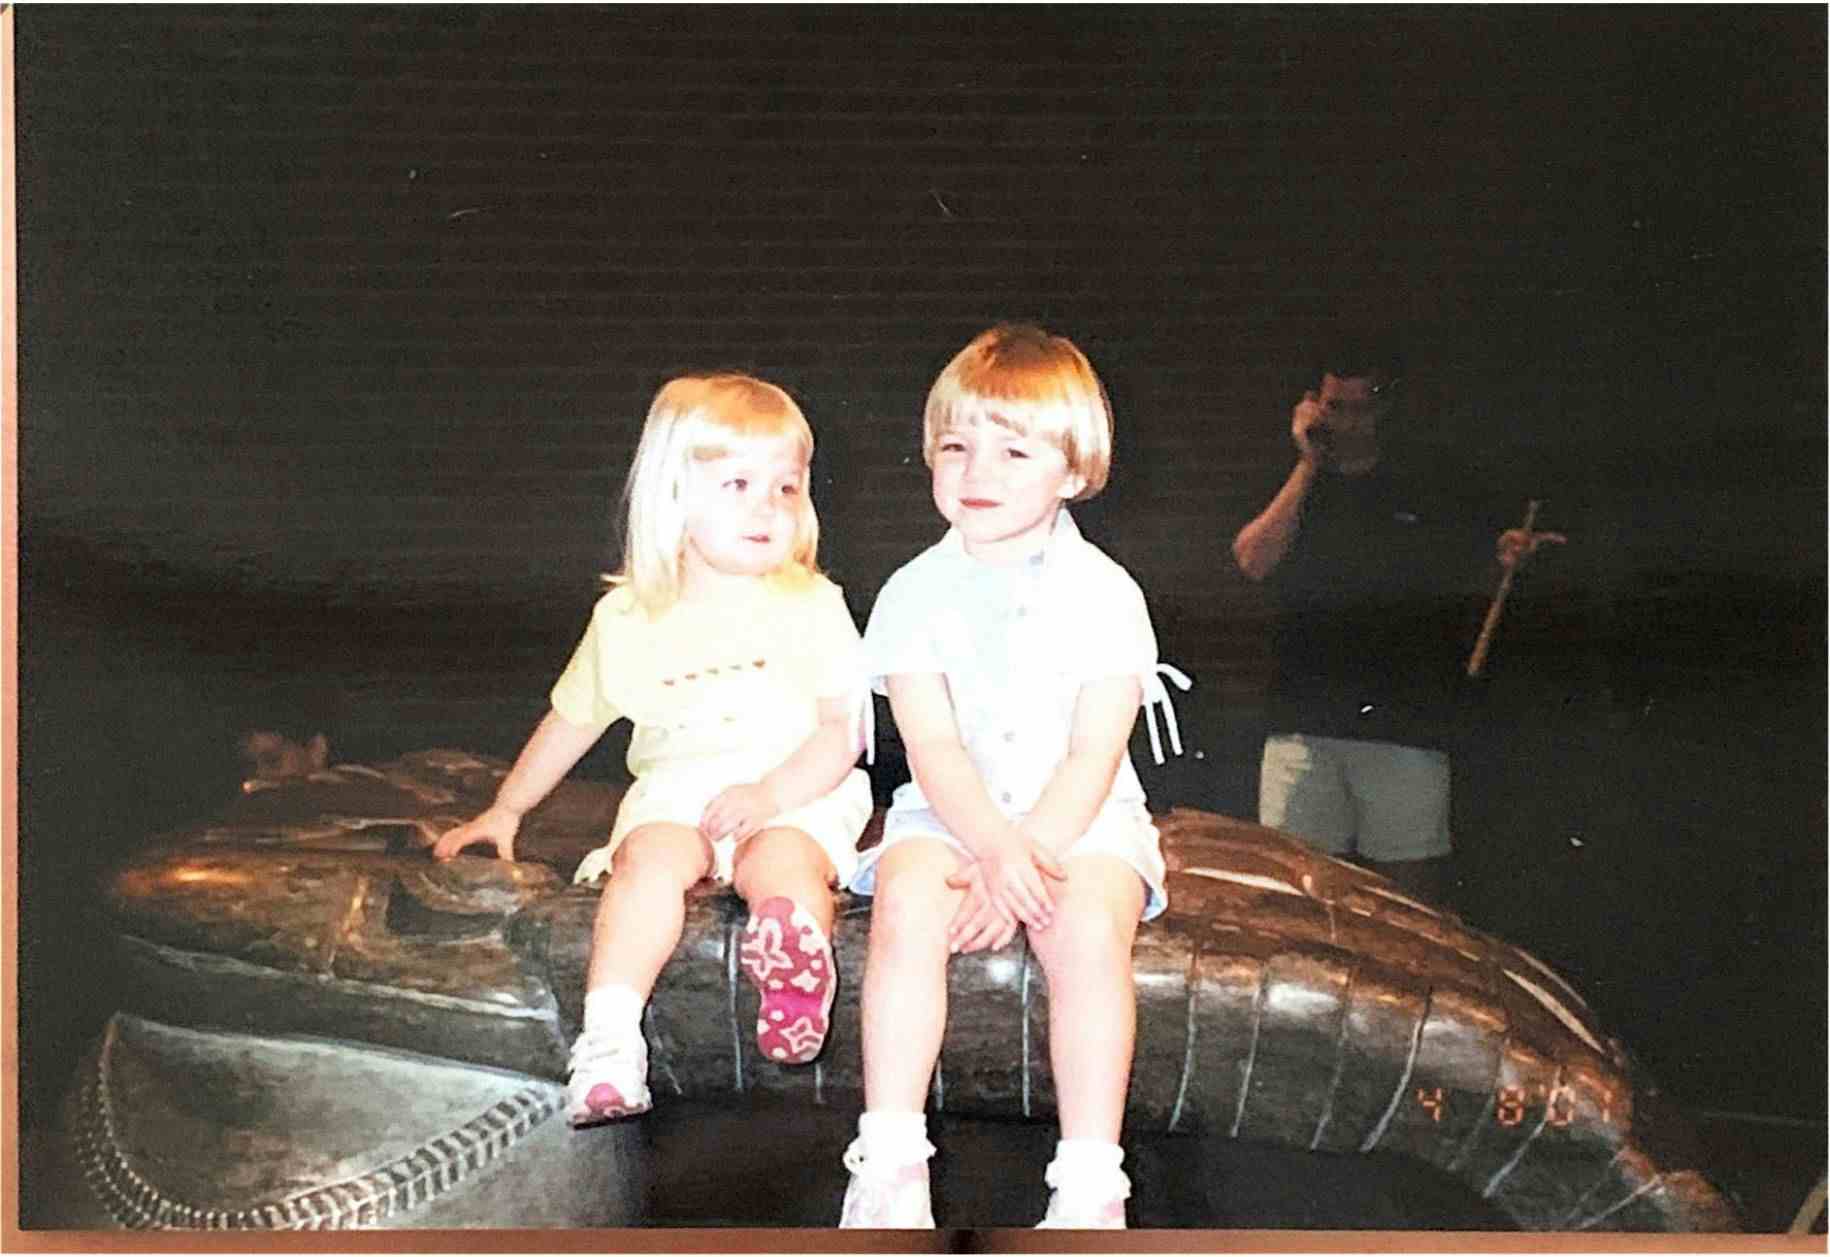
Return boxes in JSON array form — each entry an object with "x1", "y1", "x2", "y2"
[
  {"x1": 922, "y1": 323, "x2": 1114, "y2": 499},
  {"x1": 608, "y1": 373, "x2": 820, "y2": 616}
]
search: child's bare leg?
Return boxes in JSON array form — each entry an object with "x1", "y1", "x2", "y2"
[
  {"x1": 1027, "y1": 852, "x2": 1144, "y2": 1137},
  {"x1": 839, "y1": 838, "x2": 964, "y2": 1227},
  {"x1": 567, "y1": 822, "x2": 711, "y2": 1126},
  {"x1": 730, "y1": 827, "x2": 837, "y2": 935},
  {"x1": 588, "y1": 822, "x2": 714, "y2": 996},
  {"x1": 862, "y1": 839, "x2": 966, "y2": 1110},
  {"x1": 732, "y1": 828, "x2": 840, "y2": 1064},
  {"x1": 1025, "y1": 852, "x2": 1145, "y2": 1227}
]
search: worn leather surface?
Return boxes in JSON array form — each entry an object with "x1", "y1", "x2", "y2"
[{"x1": 65, "y1": 748, "x2": 1736, "y2": 1231}]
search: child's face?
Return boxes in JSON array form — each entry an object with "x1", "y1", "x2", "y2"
[
  {"x1": 930, "y1": 417, "x2": 1085, "y2": 564},
  {"x1": 680, "y1": 433, "x2": 807, "y2": 587}
]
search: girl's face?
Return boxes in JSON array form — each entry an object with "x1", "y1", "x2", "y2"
[
  {"x1": 679, "y1": 432, "x2": 808, "y2": 590},
  {"x1": 930, "y1": 418, "x2": 1085, "y2": 564}
]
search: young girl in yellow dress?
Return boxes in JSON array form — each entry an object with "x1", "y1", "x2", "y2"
[{"x1": 434, "y1": 373, "x2": 872, "y2": 1126}]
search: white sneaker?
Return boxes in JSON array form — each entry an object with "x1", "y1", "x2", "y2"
[
  {"x1": 1035, "y1": 1162, "x2": 1130, "y2": 1229},
  {"x1": 838, "y1": 1136, "x2": 936, "y2": 1228},
  {"x1": 565, "y1": 1026, "x2": 651, "y2": 1127}
]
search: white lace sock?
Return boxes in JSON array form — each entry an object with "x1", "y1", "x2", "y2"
[
  {"x1": 856, "y1": 1110, "x2": 931, "y2": 1161},
  {"x1": 1038, "y1": 1138, "x2": 1130, "y2": 1229},
  {"x1": 840, "y1": 1110, "x2": 936, "y2": 1228}
]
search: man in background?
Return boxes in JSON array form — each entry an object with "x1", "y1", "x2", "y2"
[{"x1": 1232, "y1": 338, "x2": 1562, "y2": 905}]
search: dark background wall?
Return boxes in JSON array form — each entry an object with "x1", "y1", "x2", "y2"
[{"x1": 15, "y1": 6, "x2": 1824, "y2": 1136}]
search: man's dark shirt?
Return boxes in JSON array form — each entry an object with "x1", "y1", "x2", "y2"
[{"x1": 1266, "y1": 453, "x2": 1495, "y2": 751}]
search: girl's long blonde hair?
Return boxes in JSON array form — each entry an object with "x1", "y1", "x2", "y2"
[{"x1": 607, "y1": 373, "x2": 821, "y2": 616}]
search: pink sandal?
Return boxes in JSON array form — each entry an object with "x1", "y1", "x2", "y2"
[{"x1": 738, "y1": 896, "x2": 835, "y2": 1064}]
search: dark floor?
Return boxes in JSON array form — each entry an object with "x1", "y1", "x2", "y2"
[
  {"x1": 636, "y1": 1099, "x2": 1827, "y2": 1232},
  {"x1": 1689, "y1": 1110, "x2": 1830, "y2": 1235},
  {"x1": 637, "y1": 1099, "x2": 1515, "y2": 1231}
]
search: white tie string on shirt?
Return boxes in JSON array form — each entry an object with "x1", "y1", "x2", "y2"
[{"x1": 1142, "y1": 663, "x2": 1193, "y2": 765}]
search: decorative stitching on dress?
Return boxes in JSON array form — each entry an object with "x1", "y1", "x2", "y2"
[{"x1": 77, "y1": 1020, "x2": 562, "y2": 1229}]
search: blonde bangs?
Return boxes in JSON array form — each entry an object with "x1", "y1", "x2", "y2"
[{"x1": 921, "y1": 324, "x2": 1113, "y2": 496}]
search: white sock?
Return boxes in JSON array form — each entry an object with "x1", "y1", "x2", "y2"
[
  {"x1": 856, "y1": 1110, "x2": 933, "y2": 1165},
  {"x1": 1047, "y1": 1138, "x2": 1127, "y2": 1186},
  {"x1": 582, "y1": 984, "x2": 644, "y2": 1037}
]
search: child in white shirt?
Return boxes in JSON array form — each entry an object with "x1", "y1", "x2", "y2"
[
  {"x1": 840, "y1": 325, "x2": 1187, "y2": 1229},
  {"x1": 434, "y1": 374, "x2": 872, "y2": 1126}
]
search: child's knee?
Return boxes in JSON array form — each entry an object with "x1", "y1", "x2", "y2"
[
  {"x1": 743, "y1": 826, "x2": 826, "y2": 871},
  {"x1": 1034, "y1": 893, "x2": 1138, "y2": 973},
  {"x1": 869, "y1": 864, "x2": 955, "y2": 950},
  {"x1": 612, "y1": 824, "x2": 708, "y2": 885},
  {"x1": 871, "y1": 879, "x2": 942, "y2": 936},
  {"x1": 733, "y1": 828, "x2": 834, "y2": 893}
]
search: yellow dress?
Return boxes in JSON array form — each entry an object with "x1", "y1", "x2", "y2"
[{"x1": 551, "y1": 572, "x2": 873, "y2": 886}]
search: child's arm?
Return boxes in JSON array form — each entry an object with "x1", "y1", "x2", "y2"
[
  {"x1": 887, "y1": 673, "x2": 1065, "y2": 937},
  {"x1": 432, "y1": 708, "x2": 604, "y2": 863},
  {"x1": 1016, "y1": 675, "x2": 1143, "y2": 856},
  {"x1": 698, "y1": 695, "x2": 863, "y2": 842}
]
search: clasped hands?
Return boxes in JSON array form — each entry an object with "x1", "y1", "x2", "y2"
[{"x1": 945, "y1": 825, "x2": 1067, "y2": 955}]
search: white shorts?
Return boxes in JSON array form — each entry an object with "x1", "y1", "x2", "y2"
[
  {"x1": 573, "y1": 764, "x2": 872, "y2": 887},
  {"x1": 1258, "y1": 733, "x2": 1451, "y2": 863},
  {"x1": 847, "y1": 799, "x2": 1168, "y2": 921}
]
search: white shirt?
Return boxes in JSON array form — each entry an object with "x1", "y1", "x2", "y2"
[{"x1": 864, "y1": 509, "x2": 1188, "y2": 820}]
